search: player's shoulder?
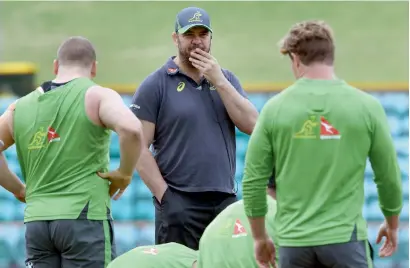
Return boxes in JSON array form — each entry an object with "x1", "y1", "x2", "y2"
[
  {"x1": 132, "y1": 68, "x2": 165, "y2": 96},
  {"x1": 142, "y1": 67, "x2": 168, "y2": 87},
  {"x1": 131, "y1": 242, "x2": 194, "y2": 255},
  {"x1": 260, "y1": 87, "x2": 291, "y2": 115},
  {"x1": 27, "y1": 87, "x2": 45, "y2": 98},
  {"x1": 345, "y1": 84, "x2": 383, "y2": 110},
  {"x1": 221, "y1": 68, "x2": 234, "y2": 77},
  {"x1": 166, "y1": 242, "x2": 196, "y2": 252},
  {"x1": 221, "y1": 68, "x2": 240, "y2": 82},
  {"x1": 356, "y1": 88, "x2": 381, "y2": 105},
  {"x1": 13, "y1": 87, "x2": 43, "y2": 108},
  {"x1": 149, "y1": 66, "x2": 166, "y2": 80},
  {"x1": 337, "y1": 82, "x2": 369, "y2": 97},
  {"x1": 86, "y1": 85, "x2": 121, "y2": 99}
]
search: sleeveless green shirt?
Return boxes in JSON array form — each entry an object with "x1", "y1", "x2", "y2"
[{"x1": 13, "y1": 78, "x2": 112, "y2": 222}]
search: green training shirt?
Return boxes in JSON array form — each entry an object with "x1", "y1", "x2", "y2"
[
  {"x1": 107, "y1": 243, "x2": 197, "y2": 268},
  {"x1": 242, "y1": 78, "x2": 402, "y2": 247},
  {"x1": 197, "y1": 197, "x2": 277, "y2": 268},
  {"x1": 13, "y1": 78, "x2": 112, "y2": 222}
]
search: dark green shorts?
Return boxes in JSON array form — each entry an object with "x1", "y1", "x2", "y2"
[
  {"x1": 25, "y1": 219, "x2": 117, "y2": 268},
  {"x1": 279, "y1": 240, "x2": 374, "y2": 268}
]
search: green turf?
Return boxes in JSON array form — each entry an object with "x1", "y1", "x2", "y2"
[{"x1": 0, "y1": 1, "x2": 408, "y2": 85}]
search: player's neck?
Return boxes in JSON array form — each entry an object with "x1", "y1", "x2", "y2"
[
  {"x1": 54, "y1": 67, "x2": 91, "y2": 83},
  {"x1": 174, "y1": 56, "x2": 203, "y2": 83},
  {"x1": 300, "y1": 64, "x2": 335, "y2": 80}
]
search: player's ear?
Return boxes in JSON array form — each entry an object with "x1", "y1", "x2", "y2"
[
  {"x1": 172, "y1": 32, "x2": 178, "y2": 47},
  {"x1": 292, "y1": 53, "x2": 301, "y2": 67},
  {"x1": 91, "y1": 61, "x2": 97, "y2": 78},
  {"x1": 53, "y1": 59, "x2": 59, "y2": 75}
]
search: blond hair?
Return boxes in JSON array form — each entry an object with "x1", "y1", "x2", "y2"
[{"x1": 279, "y1": 20, "x2": 335, "y2": 66}]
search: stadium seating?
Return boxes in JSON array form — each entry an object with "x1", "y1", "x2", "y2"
[{"x1": 0, "y1": 92, "x2": 408, "y2": 267}]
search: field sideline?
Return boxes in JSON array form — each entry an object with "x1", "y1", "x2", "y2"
[{"x1": 0, "y1": 1, "x2": 408, "y2": 85}]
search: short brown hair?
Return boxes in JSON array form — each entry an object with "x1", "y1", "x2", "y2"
[
  {"x1": 57, "y1": 36, "x2": 96, "y2": 68},
  {"x1": 279, "y1": 20, "x2": 335, "y2": 66}
]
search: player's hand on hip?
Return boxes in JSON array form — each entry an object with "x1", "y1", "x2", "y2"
[
  {"x1": 189, "y1": 48, "x2": 227, "y2": 87},
  {"x1": 376, "y1": 221, "x2": 398, "y2": 257},
  {"x1": 98, "y1": 169, "x2": 132, "y2": 200},
  {"x1": 254, "y1": 235, "x2": 276, "y2": 268},
  {"x1": 14, "y1": 185, "x2": 26, "y2": 203}
]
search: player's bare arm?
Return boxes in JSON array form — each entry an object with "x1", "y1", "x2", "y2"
[
  {"x1": 248, "y1": 215, "x2": 276, "y2": 268},
  {"x1": 189, "y1": 48, "x2": 258, "y2": 134},
  {"x1": 0, "y1": 104, "x2": 15, "y2": 149},
  {"x1": 135, "y1": 120, "x2": 168, "y2": 202},
  {"x1": 0, "y1": 104, "x2": 26, "y2": 202},
  {"x1": 95, "y1": 86, "x2": 144, "y2": 174},
  {"x1": 87, "y1": 86, "x2": 144, "y2": 199}
]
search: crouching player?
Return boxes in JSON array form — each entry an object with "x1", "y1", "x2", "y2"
[
  {"x1": 197, "y1": 178, "x2": 278, "y2": 268},
  {"x1": 107, "y1": 242, "x2": 197, "y2": 268}
]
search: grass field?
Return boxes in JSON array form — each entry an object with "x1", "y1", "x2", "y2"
[{"x1": 0, "y1": 1, "x2": 408, "y2": 86}]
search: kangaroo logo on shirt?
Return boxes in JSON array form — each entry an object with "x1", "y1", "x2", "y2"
[
  {"x1": 28, "y1": 126, "x2": 61, "y2": 150},
  {"x1": 28, "y1": 127, "x2": 48, "y2": 150},
  {"x1": 294, "y1": 116, "x2": 341, "y2": 140},
  {"x1": 294, "y1": 115, "x2": 318, "y2": 139},
  {"x1": 232, "y1": 219, "x2": 248, "y2": 238}
]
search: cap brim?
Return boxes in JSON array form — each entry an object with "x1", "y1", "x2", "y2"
[{"x1": 178, "y1": 24, "x2": 213, "y2": 34}]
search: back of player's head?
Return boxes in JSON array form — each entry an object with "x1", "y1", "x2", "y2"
[
  {"x1": 279, "y1": 20, "x2": 335, "y2": 66},
  {"x1": 57, "y1": 36, "x2": 96, "y2": 68}
]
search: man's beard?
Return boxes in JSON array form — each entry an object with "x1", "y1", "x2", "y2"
[{"x1": 178, "y1": 42, "x2": 211, "y2": 68}]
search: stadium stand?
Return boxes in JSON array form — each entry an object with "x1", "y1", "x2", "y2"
[{"x1": 0, "y1": 92, "x2": 408, "y2": 268}]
